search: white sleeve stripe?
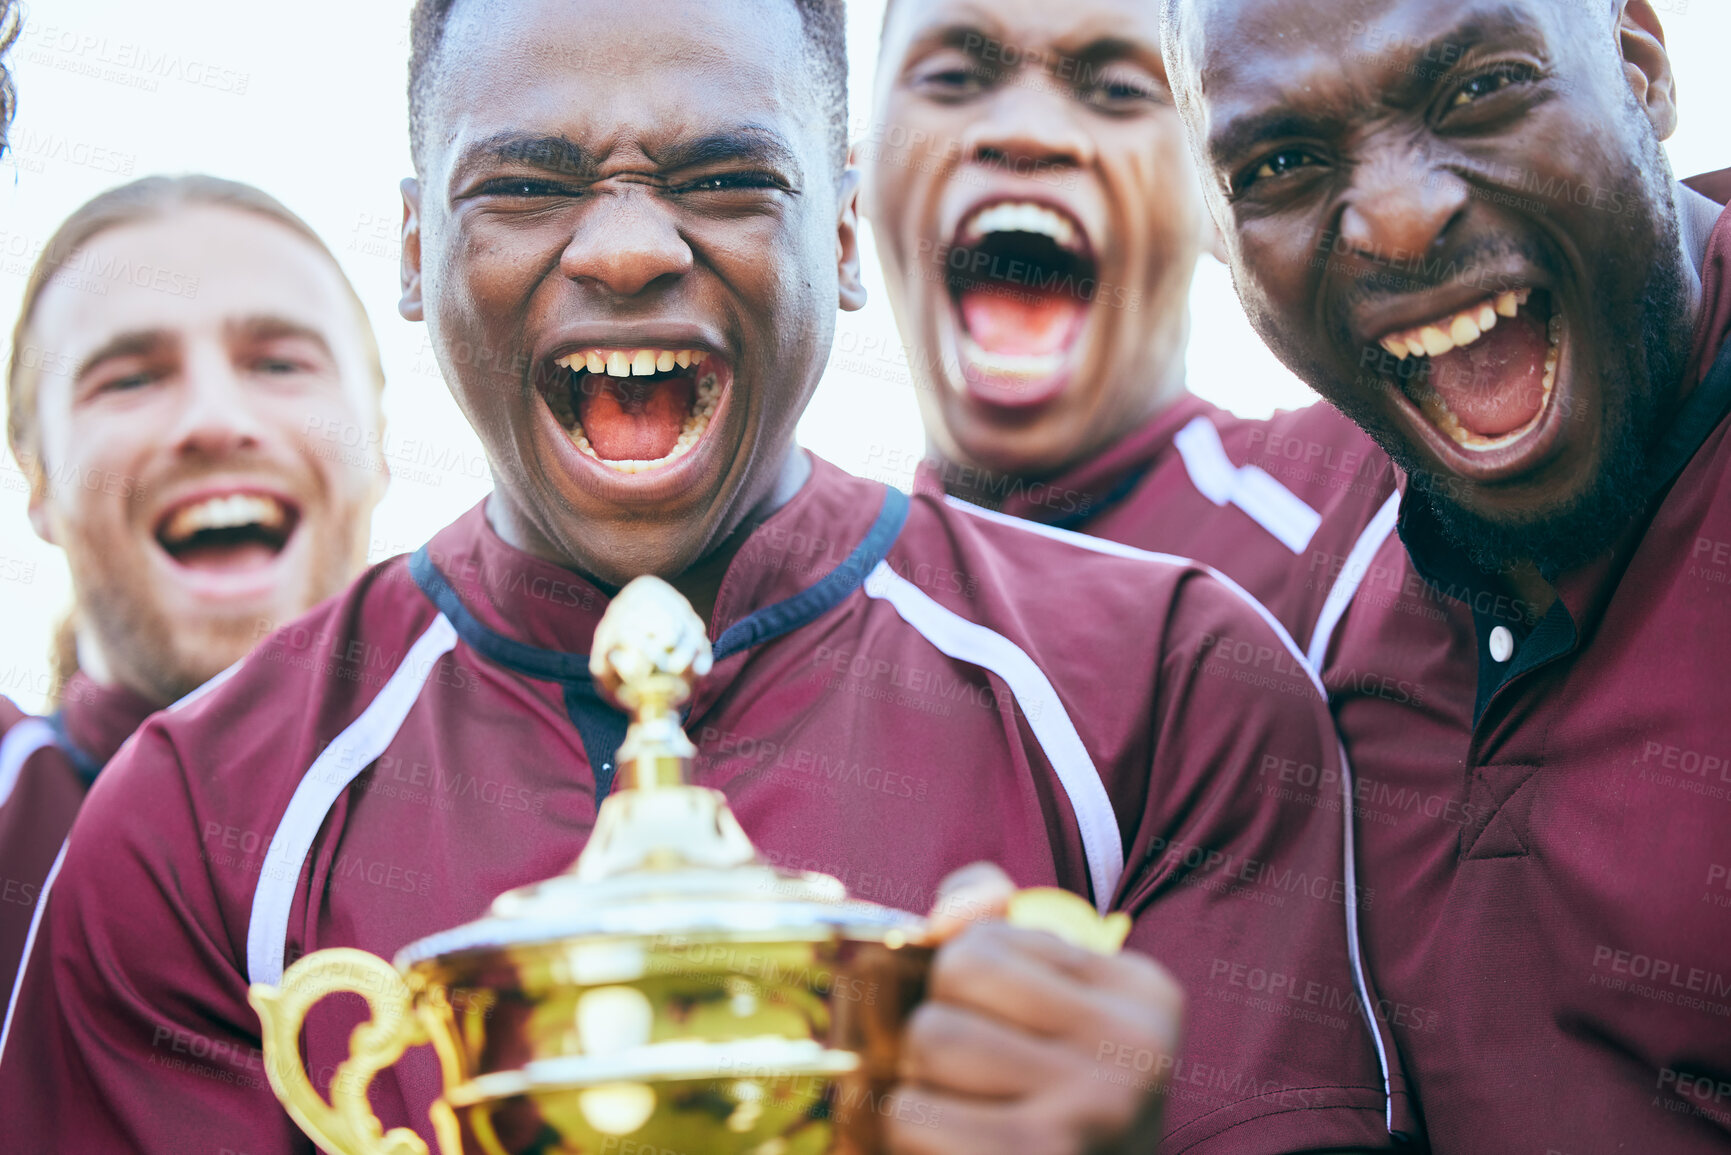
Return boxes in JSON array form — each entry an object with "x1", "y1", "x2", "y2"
[
  {"x1": 1174, "y1": 415, "x2": 1322, "y2": 554},
  {"x1": 862, "y1": 563, "x2": 1124, "y2": 911},
  {"x1": 0, "y1": 718, "x2": 57, "y2": 811},
  {"x1": 1335, "y1": 738, "x2": 1397, "y2": 1131},
  {"x1": 1306, "y1": 491, "x2": 1401, "y2": 672},
  {"x1": 942, "y1": 496, "x2": 1326, "y2": 695},
  {"x1": 245, "y1": 614, "x2": 458, "y2": 987},
  {"x1": 942, "y1": 494, "x2": 1396, "y2": 1127},
  {"x1": 0, "y1": 838, "x2": 67, "y2": 1065}
]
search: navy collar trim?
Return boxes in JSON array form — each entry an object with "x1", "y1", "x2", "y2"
[
  {"x1": 44, "y1": 712, "x2": 102, "y2": 787},
  {"x1": 410, "y1": 485, "x2": 910, "y2": 683}
]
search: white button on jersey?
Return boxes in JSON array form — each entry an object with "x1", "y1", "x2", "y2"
[{"x1": 1489, "y1": 625, "x2": 1514, "y2": 663}]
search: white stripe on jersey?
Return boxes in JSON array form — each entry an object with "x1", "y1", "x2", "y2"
[
  {"x1": 1307, "y1": 491, "x2": 1401, "y2": 672},
  {"x1": 0, "y1": 839, "x2": 67, "y2": 1066},
  {"x1": 1175, "y1": 415, "x2": 1323, "y2": 554},
  {"x1": 940, "y1": 495, "x2": 1395, "y2": 1129},
  {"x1": 862, "y1": 561, "x2": 1124, "y2": 912},
  {"x1": 0, "y1": 717, "x2": 57, "y2": 811},
  {"x1": 247, "y1": 614, "x2": 458, "y2": 986},
  {"x1": 945, "y1": 495, "x2": 1327, "y2": 695}
]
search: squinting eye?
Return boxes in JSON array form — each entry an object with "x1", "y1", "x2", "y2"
[
  {"x1": 480, "y1": 179, "x2": 570, "y2": 198},
  {"x1": 681, "y1": 173, "x2": 782, "y2": 193},
  {"x1": 1251, "y1": 149, "x2": 1320, "y2": 183},
  {"x1": 1083, "y1": 79, "x2": 1158, "y2": 108},
  {"x1": 1450, "y1": 65, "x2": 1535, "y2": 107}
]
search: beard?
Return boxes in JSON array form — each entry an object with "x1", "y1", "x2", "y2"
[
  {"x1": 1320, "y1": 143, "x2": 1697, "y2": 578},
  {"x1": 58, "y1": 511, "x2": 365, "y2": 707}
]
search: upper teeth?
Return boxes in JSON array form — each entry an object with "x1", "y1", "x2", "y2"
[
  {"x1": 555, "y1": 348, "x2": 703, "y2": 377},
  {"x1": 161, "y1": 494, "x2": 289, "y2": 545},
  {"x1": 960, "y1": 201, "x2": 1081, "y2": 250},
  {"x1": 1378, "y1": 289, "x2": 1530, "y2": 360}
]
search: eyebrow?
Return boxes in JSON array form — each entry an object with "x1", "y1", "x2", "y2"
[
  {"x1": 455, "y1": 133, "x2": 600, "y2": 182},
  {"x1": 228, "y1": 315, "x2": 339, "y2": 362},
  {"x1": 452, "y1": 126, "x2": 805, "y2": 186},
  {"x1": 73, "y1": 317, "x2": 338, "y2": 382},
  {"x1": 73, "y1": 329, "x2": 174, "y2": 381},
  {"x1": 646, "y1": 126, "x2": 804, "y2": 184},
  {"x1": 1205, "y1": 4, "x2": 1542, "y2": 168}
]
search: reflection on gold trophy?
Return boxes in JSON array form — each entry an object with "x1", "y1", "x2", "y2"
[{"x1": 250, "y1": 575, "x2": 1127, "y2": 1155}]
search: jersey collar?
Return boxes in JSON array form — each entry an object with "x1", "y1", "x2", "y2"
[
  {"x1": 913, "y1": 393, "x2": 1218, "y2": 529},
  {"x1": 411, "y1": 456, "x2": 910, "y2": 676},
  {"x1": 50, "y1": 672, "x2": 161, "y2": 784}
]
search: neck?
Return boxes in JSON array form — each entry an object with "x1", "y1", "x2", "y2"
[
  {"x1": 670, "y1": 448, "x2": 811, "y2": 625},
  {"x1": 938, "y1": 351, "x2": 1190, "y2": 508}
]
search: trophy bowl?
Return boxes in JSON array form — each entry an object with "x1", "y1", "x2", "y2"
[{"x1": 249, "y1": 576, "x2": 1124, "y2": 1155}]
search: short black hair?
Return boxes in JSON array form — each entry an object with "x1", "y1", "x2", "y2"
[
  {"x1": 0, "y1": 0, "x2": 20, "y2": 157},
  {"x1": 407, "y1": 0, "x2": 849, "y2": 176}
]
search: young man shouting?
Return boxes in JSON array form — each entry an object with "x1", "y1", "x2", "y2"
[
  {"x1": 862, "y1": 0, "x2": 1397, "y2": 652},
  {"x1": 0, "y1": 3, "x2": 1404, "y2": 1152},
  {"x1": 1164, "y1": 0, "x2": 1731, "y2": 1147},
  {"x1": 0, "y1": 176, "x2": 390, "y2": 997}
]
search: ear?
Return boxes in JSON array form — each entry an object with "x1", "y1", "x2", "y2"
[
  {"x1": 1618, "y1": 0, "x2": 1678, "y2": 141},
  {"x1": 399, "y1": 177, "x2": 426, "y2": 322},
  {"x1": 836, "y1": 167, "x2": 868, "y2": 313},
  {"x1": 1201, "y1": 204, "x2": 1227, "y2": 264},
  {"x1": 26, "y1": 474, "x2": 55, "y2": 545}
]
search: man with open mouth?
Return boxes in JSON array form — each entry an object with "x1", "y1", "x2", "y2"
[
  {"x1": 861, "y1": 0, "x2": 1399, "y2": 653},
  {"x1": 1164, "y1": 0, "x2": 1731, "y2": 1147},
  {"x1": 0, "y1": 176, "x2": 388, "y2": 1001},
  {"x1": 0, "y1": 2, "x2": 1405, "y2": 1152}
]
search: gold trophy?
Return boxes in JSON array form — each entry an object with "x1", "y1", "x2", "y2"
[{"x1": 250, "y1": 576, "x2": 1129, "y2": 1155}]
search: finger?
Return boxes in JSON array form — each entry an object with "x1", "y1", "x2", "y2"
[
  {"x1": 897, "y1": 1000, "x2": 1072, "y2": 1096},
  {"x1": 883, "y1": 1090, "x2": 1039, "y2": 1155},
  {"x1": 929, "y1": 924, "x2": 1185, "y2": 1050},
  {"x1": 925, "y1": 862, "x2": 1015, "y2": 943}
]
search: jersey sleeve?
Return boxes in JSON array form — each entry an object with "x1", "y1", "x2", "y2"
[
  {"x1": 0, "y1": 720, "x2": 308, "y2": 1154},
  {"x1": 0, "y1": 711, "x2": 85, "y2": 1003},
  {"x1": 1116, "y1": 574, "x2": 1407, "y2": 1155}
]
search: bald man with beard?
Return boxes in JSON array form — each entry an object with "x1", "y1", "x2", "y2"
[{"x1": 1164, "y1": 0, "x2": 1731, "y2": 1148}]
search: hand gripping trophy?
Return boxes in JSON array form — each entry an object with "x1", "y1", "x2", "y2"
[{"x1": 250, "y1": 577, "x2": 1127, "y2": 1155}]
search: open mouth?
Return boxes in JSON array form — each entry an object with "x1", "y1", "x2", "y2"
[
  {"x1": 154, "y1": 492, "x2": 299, "y2": 572},
  {"x1": 946, "y1": 200, "x2": 1097, "y2": 408},
  {"x1": 1375, "y1": 287, "x2": 1562, "y2": 454},
  {"x1": 539, "y1": 347, "x2": 725, "y2": 475}
]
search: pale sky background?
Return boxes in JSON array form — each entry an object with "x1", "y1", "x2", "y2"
[{"x1": 1, "y1": 0, "x2": 1726, "y2": 713}]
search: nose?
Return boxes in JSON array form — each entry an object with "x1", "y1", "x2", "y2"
[
  {"x1": 168, "y1": 344, "x2": 269, "y2": 459},
  {"x1": 1336, "y1": 144, "x2": 1471, "y2": 266},
  {"x1": 960, "y1": 80, "x2": 1095, "y2": 175},
  {"x1": 558, "y1": 185, "x2": 695, "y2": 296}
]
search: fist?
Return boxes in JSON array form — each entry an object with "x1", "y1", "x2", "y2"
[{"x1": 887, "y1": 864, "x2": 1183, "y2": 1155}]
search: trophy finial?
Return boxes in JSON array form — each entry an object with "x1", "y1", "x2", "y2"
[{"x1": 589, "y1": 575, "x2": 714, "y2": 712}]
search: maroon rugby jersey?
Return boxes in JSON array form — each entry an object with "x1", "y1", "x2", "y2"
[
  {"x1": 913, "y1": 395, "x2": 1398, "y2": 654},
  {"x1": 1312, "y1": 202, "x2": 1731, "y2": 1152},
  {"x1": 0, "y1": 455, "x2": 1402, "y2": 1154},
  {"x1": 0, "y1": 674, "x2": 157, "y2": 1002}
]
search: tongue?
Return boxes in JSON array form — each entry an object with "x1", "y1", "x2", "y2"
[
  {"x1": 1424, "y1": 310, "x2": 1551, "y2": 437},
  {"x1": 576, "y1": 375, "x2": 696, "y2": 461},
  {"x1": 959, "y1": 284, "x2": 1086, "y2": 357}
]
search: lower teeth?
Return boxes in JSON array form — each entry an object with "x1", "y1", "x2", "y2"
[{"x1": 563, "y1": 371, "x2": 721, "y2": 474}]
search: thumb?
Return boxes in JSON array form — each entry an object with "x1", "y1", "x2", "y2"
[{"x1": 924, "y1": 861, "x2": 1015, "y2": 944}]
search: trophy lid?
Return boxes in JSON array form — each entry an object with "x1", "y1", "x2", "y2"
[{"x1": 392, "y1": 575, "x2": 923, "y2": 974}]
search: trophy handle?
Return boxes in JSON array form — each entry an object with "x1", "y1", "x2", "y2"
[{"x1": 249, "y1": 948, "x2": 432, "y2": 1155}]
